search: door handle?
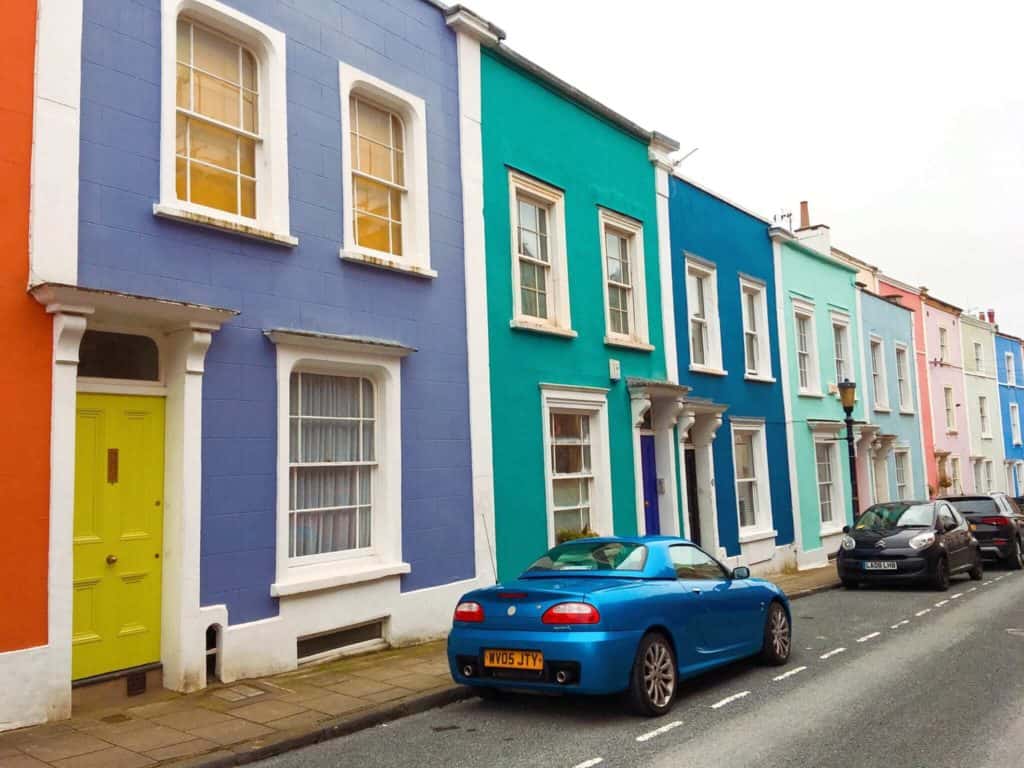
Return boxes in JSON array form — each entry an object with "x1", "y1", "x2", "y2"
[
  {"x1": 691, "y1": 587, "x2": 702, "y2": 594},
  {"x1": 106, "y1": 554, "x2": 118, "y2": 565}
]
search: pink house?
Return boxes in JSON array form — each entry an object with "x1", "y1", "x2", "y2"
[
  {"x1": 922, "y1": 293, "x2": 973, "y2": 494},
  {"x1": 877, "y1": 276, "x2": 937, "y2": 494}
]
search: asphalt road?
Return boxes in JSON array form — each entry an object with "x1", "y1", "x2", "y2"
[{"x1": 260, "y1": 565, "x2": 1024, "y2": 768}]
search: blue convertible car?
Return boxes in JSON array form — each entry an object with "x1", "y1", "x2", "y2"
[{"x1": 447, "y1": 537, "x2": 792, "y2": 715}]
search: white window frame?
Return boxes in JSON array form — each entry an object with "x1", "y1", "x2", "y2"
[
  {"x1": 830, "y1": 312, "x2": 852, "y2": 388},
  {"x1": 267, "y1": 331, "x2": 410, "y2": 597},
  {"x1": 973, "y1": 459, "x2": 984, "y2": 492},
  {"x1": 895, "y1": 343, "x2": 913, "y2": 413},
  {"x1": 980, "y1": 395, "x2": 991, "y2": 438},
  {"x1": 944, "y1": 386, "x2": 957, "y2": 432},
  {"x1": 686, "y1": 255, "x2": 724, "y2": 374},
  {"x1": 540, "y1": 385, "x2": 613, "y2": 548},
  {"x1": 598, "y1": 208, "x2": 650, "y2": 350},
  {"x1": 939, "y1": 326, "x2": 949, "y2": 363},
  {"x1": 985, "y1": 460, "x2": 994, "y2": 492},
  {"x1": 339, "y1": 62, "x2": 433, "y2": 278},
  {"x1": 157, "y1": 0, "x2": 295, "y2": 245},
  {"x1": 950, "y1": 456, "x2": 962, "y2": 494},
  {"x1": 731, "y1": 419, "x2": 773, "y2": 536},
  {"x1": 1012, "y1": 403, "x2": 1022, "y2": 445},
  {"x1": 812, "y1": 432, "x2": 845, "y2": 534},
  {"x1": 870, "y1": 336, "x2": 890, "y2": 411},
  {"x1": 508, "y1": 171, "x2": 573, "y2": 336},
  {"x1": 793, "y1": 298, "x2": 821, "y2": 396},
  {"x1": 894, "y1": 449, "x2": 911, "y2": 500},
  {"x1": 1006, "y1": 352, "x2": 1017, "y2": 387},
  {"x1": 740, "y1": 277, "x2": 773, "y2": 381},
  {"x1": 974, "y1": 342, "x2": 984, "y2": 373},
  {"x1": 1007, "y1": 463, "x2": 1016, "y2": 495}
]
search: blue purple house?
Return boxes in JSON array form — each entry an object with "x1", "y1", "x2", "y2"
[{"x1": 28, "y1": 0, "x2": 478, "y2": 696}]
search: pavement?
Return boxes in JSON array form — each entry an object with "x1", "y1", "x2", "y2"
[
  {"x1": 0, "y1": 564, "x2": 838, "y2": 768},
  {"x1": 255, "y1": 564, "x2": 1024, "y2": 768}
]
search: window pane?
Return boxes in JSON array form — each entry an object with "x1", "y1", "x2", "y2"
[
  {"x1": 176, "y1": 64, "x2": 191, "y2": 109},
  {"x1": 519, "y1": 229, "x2": 541, "y2": 260},
  {"x1": 518, "y1": 199, "x2": 537, "y2": 232},
  {"x1": 734, "y1": 432, "x2": 755, "y2": 480},
  {"x1": 242, "y1": 90, "x2": 258, "y2": 133},
  {"x1": 691, "y1": 320, "x2": 706, "y2": 365},
  {"x1": 366, "y1": 140, "x2": 393, "y2": 182},
  {"x1": 193, "y1": 25, "x2": 240, "y2": 83},
  {"x1": 355, "y1": 176, "x2": 390, "y2": 217},
  {"x1": 391, "y1": 115, "x2": 404, "y2": 150},
  {"x1": 738, "y1": 480, "x2": 757, "y2": 528},
  {"x1": 355, "y1": 213, "x2": 389, "y2": 252},
  {"x1": 554, "y1": 445, "x2": 584, "y2": 474},
  {"x1": 299, "y1": 373, "x2": 361, "y2": 417},
  {"x1": 77, "y1": 331, "x2": 160, "y2": 381},
  {"x1": 190, "y1": 161, "x2": 238, "y2": 214},
  {"x1": 390, "y1": 189, "x2": 402, "y2": 221},
  {"x1": 194, "y1": 70, "x2": 241, "y2": 126},
  {"x1": 175, "y1": 156, "x2": 187, "y2": 200},
  {"x1": 553, "y1": 478, "x2": 584, "y2": 507},
  {"x1": 521, "y1": 286, "x2": 538, "y2": 317},
  {"x1": 242, "y1": 49, "x2": 257, "y2": 90},
  {"x1": 292, "y1": 466, "x2": 362, "y2": 510},
  {"x1": 298, "y1": 419, "x2": 361, "y2": 462},
  {"x1": 356, "y1": 99, "x2": 391, "y2": 144},
  {"x1": 554, "y1": 508, "x2": 589, "y2": 534},
  {"x1": 552, "y1": 413, "x2": 583, "y2": 440},
  {"x1": 189, "y1": 120, "x2": 237, "y2": 171},
  {"x1": 177, "y1": 19, "x2": 191, "y2": 62}
]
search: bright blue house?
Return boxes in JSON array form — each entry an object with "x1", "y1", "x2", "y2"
[
  {"x1": 668, "y1": 176, "x2": 795, "y2": 572},
  {"x1": 996, "y1": 332, "x2": 1024, "y2": 494},
  {"x1": 859, "y1": 290, "x2": 928, "y2": 502},
  {"x1": 30, "y1": 0, "x2": 477, "y2": 695}
]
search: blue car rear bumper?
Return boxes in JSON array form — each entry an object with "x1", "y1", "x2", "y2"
[{"x1": 447, "y1": 627, "x2": 643, "y2": 695}]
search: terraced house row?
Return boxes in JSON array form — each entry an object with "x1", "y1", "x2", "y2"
[{"x1": 3, "y1": 0, "x2": 1021, "y2": 730}]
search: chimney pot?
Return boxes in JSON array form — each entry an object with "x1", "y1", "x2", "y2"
[
  {"x1": 978, "y1": 312, "x2": 986, "y2": 321},
  {"x1": 987, "y1": 309, "x2": 996, "y2": 324},
  {"x1": 799, "y1": 201, "x2": 810, "y2": 229}
]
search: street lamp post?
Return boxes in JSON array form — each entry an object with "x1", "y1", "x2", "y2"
[{"x1": 838, "y1": 380, "x2": 860, "y2": 521}]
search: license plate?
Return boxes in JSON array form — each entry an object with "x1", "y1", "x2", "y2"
[
  {"x1": 863, "y1": 561, "x2": 898, "y2": 571},
  {"x1": 483, "y1": 649, "x2": 544, "y2": 670}
]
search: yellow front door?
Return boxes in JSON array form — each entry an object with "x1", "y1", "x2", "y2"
[{"x1": 73, "y1": 394, "x2": 165, "y2": 681}]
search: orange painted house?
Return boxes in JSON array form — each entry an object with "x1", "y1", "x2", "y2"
[{"x1": 0, "y1": 0, "x2": 50, "y2": 659}]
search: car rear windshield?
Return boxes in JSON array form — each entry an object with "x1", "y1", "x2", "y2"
[
  {"x1": 947, "y1": 499, "x2": 999, "y2": 515},
  {"x1": 854, "y1": 503, "x2": 934, "y2": 531},
  {"x1": 525, "y1": 541, "x2": 648, "y2": 573}
]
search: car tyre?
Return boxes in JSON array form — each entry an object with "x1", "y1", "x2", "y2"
[
  {"x1": 627, "y1": 632, "x2": 677, "y2": 717},
  {"x1": 969, "y1": 555, "x2": 983, "y2": 581},
  {"x1": 932, "y1": 556, "x2": 950, "y2": 591},
  {"x1": 1006, "y1": 537, "x2": 1024, "y2": 571},
  {"x1": 760, "y1": 601, "x2": 791, "y2": 666}
]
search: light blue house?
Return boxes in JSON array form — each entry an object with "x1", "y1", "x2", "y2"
[
  {"x1": 668, "y1": 176, "x2": 795, "y2": 573},
  {"x1": 859, "y1": 289, "x2": 928, "y2": 502},
  {"x1": 996, "y1": 332, "x2": 1024, "y2": 494}
]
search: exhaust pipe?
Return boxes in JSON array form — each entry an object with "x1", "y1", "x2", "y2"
[
  {"x1": 555, "y1": 670, "x2": 569, "y2": 684},
  {"x1": 462, "y1": 664, "x2": 475, "y2": 678}
]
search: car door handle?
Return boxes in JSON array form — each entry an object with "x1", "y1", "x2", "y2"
[{"x1": 691, "y1": 587, "x2": 702, "y2": 595}]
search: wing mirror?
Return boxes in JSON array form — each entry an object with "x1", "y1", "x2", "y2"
[
  {"x1": 731, "y1": 566, "x2": 750, "y2": 580},
  {"x1": 842, "y1": 525, "x2": 850, "y2": 534}
]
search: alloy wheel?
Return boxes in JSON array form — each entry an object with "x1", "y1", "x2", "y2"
[
  {"x1": 642, "y1": 639, "x2": 675, "y2": 708},
  {"x1": 770, "y1": 606, "x2": 791, "y2": 659}
]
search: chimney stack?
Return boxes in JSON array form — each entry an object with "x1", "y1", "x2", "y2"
[
  {"x1": 987, "y1": 309, "x2": 996, "y2": 324},
  {"x1": 978, "y1": 312, "x2": 986, "y2": 321},
  {"x1": 799, "y1": 201, "x2": 810, "y2": 229}
]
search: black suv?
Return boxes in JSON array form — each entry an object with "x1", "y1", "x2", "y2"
[{"x1": 942, "y1": 493, "x2": 1024, "y2": 569}]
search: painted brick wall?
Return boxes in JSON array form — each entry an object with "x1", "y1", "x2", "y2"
[{"x1": 78, "y1": 0, "x2": 472, "y2": 624}]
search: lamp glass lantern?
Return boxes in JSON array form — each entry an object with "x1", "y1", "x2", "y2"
[{"x1": 838, "y1": 379, "x2": 857, "y2": 413}]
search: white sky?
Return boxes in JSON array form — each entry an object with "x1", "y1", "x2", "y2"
[{"x1": 465, "y1": 0, "x2": 1024, "y2": 334}]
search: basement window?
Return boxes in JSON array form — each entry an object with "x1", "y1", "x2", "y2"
[{"x1": 297, "y1": 621, "x2": 384, "y2": 661}]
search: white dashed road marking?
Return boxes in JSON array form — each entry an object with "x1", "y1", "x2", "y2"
[
  {"x1": 636, "y1": 721, "x2": 682, "y2": 742},
  {"x1": 857, "y1": 632, "x2": 881, "y2": 643},
  {"x1": 773, "y1": 666, "x2": 807, "y2": 681},
  {"x1": 891, "y1": 620, "x2": 910, "y2": 629},
  {"x1": 983, "y1": 580, "x2": 993, "y2": 586},
  {"x1": 935, "y1": 600, "x2": 949, "y2": 607},
  {"x1": 572, "y1": 758, "x2": 604, "y2": 768},
  {"x1": 951, "y1": 593, "x2": 963, "y2": 599},
  {"x1": 915, "y1": 608, "x2": 931, "y2": 617},
  {"x1": 820, "y1": 647, "x2": 846, "y2": 660},
  {"x1": 968, "y1": 587, "x2": 978, "y2": 592},
  {"x1": 711, "y1": 691, "x2": 750, "y2": 709}
]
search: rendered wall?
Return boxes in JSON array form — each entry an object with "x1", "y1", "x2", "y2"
[{"x1": 922, "y1": 302, "x2": 973, "y2": 490}]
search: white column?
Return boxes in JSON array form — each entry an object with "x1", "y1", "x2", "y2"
[
  {"x1": 630, "y1": 391, "x2": 652, "y2": 535},
  {"x1": 653, "y1": 399, "x2": 685, "y2": 536},
  {"x1": 161, "y1": 324, "x2": 214, "y2": 692},
  {"x1": 649, "y1": 138, "x2": 679, "y2": 384},
  {"x1": 691, "y1": 414, "x2": 723, "y2": 558}
]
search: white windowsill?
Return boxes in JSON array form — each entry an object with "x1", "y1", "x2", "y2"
[
  {"x1": 689, "y1": 364, "x2": 728, "y2": 377},
  {"x1": 946, "y1": 429, "x2": 959, "y2": 435},
  {"x1": 604, "y1": 335, "x2": 654, "y2": 352},
  {"x1": 738, "y1": 528, "x2": 778, "y2": 545},
  {"x1": 898, "y1": 408, "x2": 916, "y2": 416},
  {"x1": 744, "y1": 373, "x2": 777, "y2": 383},
  {"x1": 271, "y1": 560, "x2": 411, "y2": 597},
  {"x1": 798, "y1": 390, "x2": 826, "y2": 399},
  {"x1": 340, "y1": 249, "x2": 438, "y2": 279},
  {"x1": 154, "y1": 203, "x2": 298, "y2": 247},
  {"x1": 820, "y1": 524, "x2": 845, "y2": 538},
  {"x1": 510, "y1": 318, "x2": 578, "y2": 339},
  {"x1": 982, "y1": 435, "x2": 993, "y2": 440},
  {"x1": 874, "y1": 406, "x2": 892, "y2": 414}
]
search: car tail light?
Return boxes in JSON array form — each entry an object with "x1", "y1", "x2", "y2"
[
  {"x1": 980, "y1": 516, "x2": 1010, "y2": 527},
  {"x1": 453, "y1": 601, "x2": 484, "y2": 623},
  {"x1": 542, "y1": 602, "x2": 600, "y2": 625}
]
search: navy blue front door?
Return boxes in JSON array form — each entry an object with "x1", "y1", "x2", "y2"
[{"x1": 641, "y1": 435, "x2": 660, "y2": 535}]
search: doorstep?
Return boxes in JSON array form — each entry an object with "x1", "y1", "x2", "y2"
[{"x1": 0, "y1": 567, "x2": 839, "y2": 768}]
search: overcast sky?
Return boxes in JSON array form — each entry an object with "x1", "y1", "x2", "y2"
[{"x1": 466, "y1": 0, "x2": 1024, "y2": 335}]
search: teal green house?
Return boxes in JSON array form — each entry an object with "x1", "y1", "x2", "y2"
[
  {"x1": 450, "y1": 12, "x2": 683, "y2": 579},
  {"x1": 772, "y1": 225, "x2": 868, "y2": 568}
]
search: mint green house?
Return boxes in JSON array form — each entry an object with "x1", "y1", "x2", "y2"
[
  {"x1": 772, "y1": 226, "x2": 868, "y2": 568},
  {"x1": 447, "y1": 11, "x2": 683, "y2": 579}
]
